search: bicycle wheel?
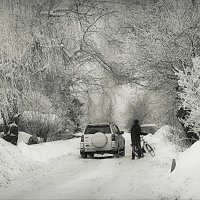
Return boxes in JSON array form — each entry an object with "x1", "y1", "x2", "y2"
[{"x1": 145, "y1": 143, "x2": 155, "y2": 157}]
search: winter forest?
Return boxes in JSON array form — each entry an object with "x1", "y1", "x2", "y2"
[
  {"x1": 2, "y1": 0, "x2": 200, "y2": 141},
  {"x1": 2, "y1": 0, "x2": 200, "y2": 199}
]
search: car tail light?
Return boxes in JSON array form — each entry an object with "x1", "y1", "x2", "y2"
[
  {"x1": 111, "y1": 134, "x2": 115, "y2": 141},
  {"x1": 81, "y1": 135, "x2": 84, "y2": 142}
]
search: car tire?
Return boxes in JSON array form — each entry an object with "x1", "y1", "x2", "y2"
[
  {"x1": 114, "y1": 152, "x2": 119, "y2": 158},
  {"x1": 80, "y1": 152, "x2": 87, "y2": 158},
  {"x1": 89, "y1": 153, "x2": 94, "y2": 158}
]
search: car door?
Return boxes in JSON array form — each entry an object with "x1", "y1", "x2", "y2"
[
  {"x1": 111, "y1": 124, "x2": 118, "y2": 148},
  {"x1": 113, "y1": 124, "x2": 123, "y2": 150},
  {"x1": 117, "y1": 125, "x2": 124, "y2": 149}
]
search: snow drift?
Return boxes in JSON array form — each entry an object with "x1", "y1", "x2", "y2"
[
  {"x1": 17, "y1": 131, "x2": 31, "y2": 144},
  {"x1": 17, "y1": 138, "x2": 79, "y2": 163},
  {"x1": 163, "y1": 141, "x2": 200, "y2": 199},
  {"x1": 153, "y1": 126, "x2": 200, "y2": 199},
  {"x1": 0, "y1": 138, "x2": 38, "y2": 186},
  {"x1": 1, "y1": 125, "x2": 200, "y2": 199},
  {"x1": 144, "y1": 125, "x2": 178, "y2": 159},
  {"x1": 172, "y1": 141, "x2": 200, "y2": 179},
  {"x1": 0, "y1": 131, "x2": 79, "y2": 188}
]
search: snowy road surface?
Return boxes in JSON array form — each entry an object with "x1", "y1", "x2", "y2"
[{"x1": 0, "y1": 133, "x2": 174, "y2": 199}]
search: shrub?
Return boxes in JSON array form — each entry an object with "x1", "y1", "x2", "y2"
[
  {"x1": 164, "y1": 126, "x2": 191, "y2": 152},
  {"x1": 19, "y1": 111, "x2": 63, "y2": 142},
  {"x1": 176, "y1": 57, "x2": 200, "y2": 137}
]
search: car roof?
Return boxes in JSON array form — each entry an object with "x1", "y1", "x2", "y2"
[
  {"x1": 87, "y1": 122, "x2": 113, "y2": 126},
  {"x1": 141, "y1": 124, "x2": 158, "y2": 128}
]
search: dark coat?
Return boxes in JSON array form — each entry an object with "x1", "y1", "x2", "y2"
[
  {"x1": 131, "y1": 123, "x2": 142, "y2": 143},
  {"x1": 9, "y1": 123, "x2": 18, "y2": 145},
  {"x1": 3, "y1": 123, "x2": 18, "y2": 145},
  {"x1": 9, "y1": 123, "x2": 18, "y2": 136}
]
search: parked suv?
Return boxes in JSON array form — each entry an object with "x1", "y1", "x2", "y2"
[{"x1": 80, "y1": 122, "x2": 125, "y2": 158}]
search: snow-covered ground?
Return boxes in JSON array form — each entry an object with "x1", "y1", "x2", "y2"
[{"x1": 0, "y1": 126, "x2": 199, "y2": 199}]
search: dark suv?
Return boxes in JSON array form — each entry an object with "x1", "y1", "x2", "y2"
[{"x1": 80, "y1": 122, "x2": 125, "y2": 158}]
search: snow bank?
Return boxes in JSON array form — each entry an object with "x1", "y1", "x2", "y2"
[
  {"x1": 154, "y1": 125, "x2": 172, "y2": 140},
  {"x1": 3, "y1": 124, "x2": 200, "y2": 199},
  {"x1": 163, "y1": 141, "x2": 200, "y2": 199},
  {"x1": 144, "y1": 125, "x2": 178, "y2": 159},
  {"x1": 17, "y1": 138, "x2": 80, "y2": 163},
  {"x1": 172, "y1": 141, "x2": 200, "y2": 179},
  {"x1": 17, "y1": 131, "x2": 31, "y2": 144},
  {"x1": 0, "y1": 135, "x2": 80, "y2": 187},
  {"x1": 0, "y1": 138, "x2": 38, "y2": 187},
  {"x1": 140, "y1": 125, "x2": 200, "y2": 199}
]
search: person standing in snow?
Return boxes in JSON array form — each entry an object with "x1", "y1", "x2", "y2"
[
  {"x1": 2, "y1": 114, "x2": 20, "y2": 145},
  {"x1": 9, "y1": 119, "x2": 19, "y2": 145},
  {"x1": 3, "y1": 119, "x2": 19, "y2": 145},
  {"x1": 2, "y1": 125, "x2": 12, "y2": 143},
  {"x1": 130, "y1": 119, "x2": 146, "y2": 160}
]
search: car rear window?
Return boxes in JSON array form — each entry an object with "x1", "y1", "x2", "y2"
[{"x1": 84, "y1": 125, "x2": 111, "y2": 134}]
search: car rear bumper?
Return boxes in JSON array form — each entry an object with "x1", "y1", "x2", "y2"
[
  {"x1": 81, "y1": 150, "x2": 116, "y2": 154},
  {"x1": 80, "y1": 142, "x2": 116, "y2": 153}
]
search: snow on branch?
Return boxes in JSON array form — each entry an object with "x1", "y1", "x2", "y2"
[{"x1": 176, "y1": 57, "x2": 200, "y2": 135}]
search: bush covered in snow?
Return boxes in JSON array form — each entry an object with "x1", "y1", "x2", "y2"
[
  {"x1": 163, "y1": 126, "x2": 190, "y2": 152},
  {"x1": 151, "y1": 125, "x2": 189, "y2": 152},
  {"x1": 19, "y1": 111, "x2": 65, "y2": 142},
  {"x1": 176, "y1": 57, "x2": 200, "y2": 136}
]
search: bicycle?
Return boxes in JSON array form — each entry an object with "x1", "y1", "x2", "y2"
[
  {"x1": 131, "y1": 143, "x2": 142, "y2": 159},
  {"x1": 131, "y1": 135, "x2": 155, "y2": 159},
  {"x1": 140, "y1": 135, "x2": 155, "y2": 157}
]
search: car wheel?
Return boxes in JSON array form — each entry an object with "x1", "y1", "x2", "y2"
[
  {"x1": 89, "y1": 153, "x2": 94, "y2": 158},
  {"x1": 80, "y1": 152, "x2": 87, "y2": 158}
]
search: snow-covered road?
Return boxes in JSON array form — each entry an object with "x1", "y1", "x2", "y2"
[{"x1": 0, "y1": 132, "x2": 174, "y2": 200}]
